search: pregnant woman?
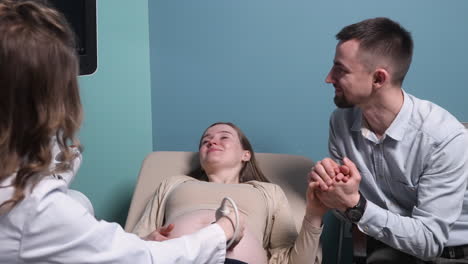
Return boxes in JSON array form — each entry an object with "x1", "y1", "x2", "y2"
[{"x1": 133, "y1": 122, "x2": 327, "y2": 264}]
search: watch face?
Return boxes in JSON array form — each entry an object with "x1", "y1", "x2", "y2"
[{"x1": 346, "y1": 209, "x2": 363, "y2": 223}]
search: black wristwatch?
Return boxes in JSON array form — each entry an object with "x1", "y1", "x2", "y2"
[{"x1": 344, "y1": 193, "x2": 367, "y2": 223}]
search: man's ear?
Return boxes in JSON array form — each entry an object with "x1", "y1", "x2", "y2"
[
  {"x1": 242, "y1": 151, "x2": 251, "y2": 162},
  {"x1": 373, "y1": 68, "x2": 389, "y2": 88}
]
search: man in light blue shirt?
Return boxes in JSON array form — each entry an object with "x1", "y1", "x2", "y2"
[{"x1": 309, "y1": 17, "x2": 468, "y2": 263}]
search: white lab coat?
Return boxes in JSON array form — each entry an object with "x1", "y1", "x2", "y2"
[{"x1": 0, "y1": 143, "x2": 227, "y2": 264}]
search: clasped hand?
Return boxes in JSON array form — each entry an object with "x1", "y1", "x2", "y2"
[{"x1": 308, "y1": 157, "x2": 361, "y2": 212}]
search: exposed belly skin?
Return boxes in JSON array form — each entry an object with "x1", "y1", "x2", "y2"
[{"x1": 167, "y1": 209, "x2": 268, "y2": 264}]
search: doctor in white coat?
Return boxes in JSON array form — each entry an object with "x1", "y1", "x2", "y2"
[{"x1": 0, "y1": 1, "x2": 243, "y2": 263}]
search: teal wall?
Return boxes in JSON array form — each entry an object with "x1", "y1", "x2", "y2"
[
  {"x1": 148, "y1": 1, "x2": 468, "y2": 264},
  {"x1": 72, "y1": 0, "x2": 152, "y2": 226}
]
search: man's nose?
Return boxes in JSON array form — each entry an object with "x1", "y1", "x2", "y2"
[{"x1": 325, "y1": 71, "x2": 334, "y2": 83}]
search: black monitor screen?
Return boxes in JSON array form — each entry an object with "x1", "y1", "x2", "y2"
[{"x1": 49, "y1": 0, "x2": 97, "y2": 75}]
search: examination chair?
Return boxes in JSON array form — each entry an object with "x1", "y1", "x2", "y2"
[{"x1": 124, "y1": 151, "x2": 314, "y2": 232}]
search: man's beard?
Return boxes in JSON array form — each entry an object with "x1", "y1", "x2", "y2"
[{"x1": 334, "y1": 94, "x2": 354, "y2": 108}]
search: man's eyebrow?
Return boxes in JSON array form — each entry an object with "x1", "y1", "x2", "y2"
[{"x1": 334, "y1": 60, "x2": 350, "y2": 71}]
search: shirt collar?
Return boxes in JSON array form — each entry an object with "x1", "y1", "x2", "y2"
[
  {"x1": 351, "y1": 108, "x2": 363, "y2": 132},
  {"x1": 385, "y1": 90, "x2": 412, "y2": 141},
  {"x1": 350, "y1": 90, "x2": 412, "y2": 142}
]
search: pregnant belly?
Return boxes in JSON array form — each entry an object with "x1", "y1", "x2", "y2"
[{"x1": 166, "y1": 209, "x2": 268, "y2": 264}]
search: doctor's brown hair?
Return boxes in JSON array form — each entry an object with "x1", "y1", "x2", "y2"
[{"x1": 0, "y1": 0, "x2": 83, "y2": 210}]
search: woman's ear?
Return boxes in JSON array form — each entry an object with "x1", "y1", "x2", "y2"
[{"x1": 242, "y1": 151, "x2": 251, "y2": 162}]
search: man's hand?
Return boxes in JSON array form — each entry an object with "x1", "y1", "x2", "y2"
[
  {"x1": 144, "y1": 224, "x2": 175, "y2": 241},
  {"x1": 315, "y1": 157, "x2": 361, "y2": 212},
  {"x1": 309, "y1": 158, "x2": 351, "y2": 191}
]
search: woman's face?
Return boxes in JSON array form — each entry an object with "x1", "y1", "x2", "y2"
[{"x1": 199, "y1": 124, "x2": 251, "y2": 174}]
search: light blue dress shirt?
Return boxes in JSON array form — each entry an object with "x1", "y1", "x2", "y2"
[{"x1": 329, "y1": 91, "x2": 468, "y2": 260}]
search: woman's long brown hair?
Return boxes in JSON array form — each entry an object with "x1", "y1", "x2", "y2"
[
  {"x1": 189, "y1": 122, "x2": 270, "y2": 183},
  {"x1": 0, "y1": 0, "x2": 83, "y2": 211}
]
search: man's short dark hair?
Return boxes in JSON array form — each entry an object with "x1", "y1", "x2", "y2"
[{"x1": 337, "y1": 17, "x2": 413, "y2": 86}]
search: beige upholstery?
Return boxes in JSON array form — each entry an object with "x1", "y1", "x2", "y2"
[{"x1": 124, "y1": 151, "x2": 314, "y2": 232}]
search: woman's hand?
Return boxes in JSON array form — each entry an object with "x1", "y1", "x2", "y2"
[
  {"x1": 304, "y1": 181, "x2": 329, "y2": 227},
  {"x1": 143, "y1": 224, "x2": 175, "y2": 241}
]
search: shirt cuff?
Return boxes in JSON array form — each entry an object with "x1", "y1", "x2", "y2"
[
  {"x1": 302, "y1": 216, "x2": 324, "y2": 234},
  {"x1": 357, "y1": 200, "x2": 387, "y2": 239},
  {"x1": 206, "y1": 224, "x2": 227, "y2": 261}
]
